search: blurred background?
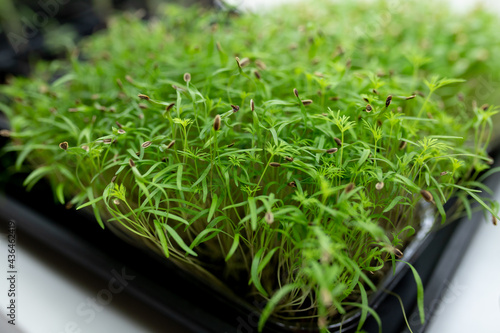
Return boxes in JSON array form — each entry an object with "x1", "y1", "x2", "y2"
[{"x1": 1, "y1": 0, "x2": 500, "y2": 333}]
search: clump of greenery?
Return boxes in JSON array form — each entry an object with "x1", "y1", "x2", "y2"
[{"x1": 1, "y1": 1, "x2": 500, "y2": 331}]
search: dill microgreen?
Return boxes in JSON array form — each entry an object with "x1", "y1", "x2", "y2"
[{"x1": 1, "y1": 1, "x2": 500, "y2": 332}]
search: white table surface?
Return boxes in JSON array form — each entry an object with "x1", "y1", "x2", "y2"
[{"x1": 2, "y1": 1, "x2": 500, "y2": 333}]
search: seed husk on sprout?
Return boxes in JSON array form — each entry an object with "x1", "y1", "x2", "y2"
[
  {"x1": 231, "y1": 104, "x2": 240, "y2": 112},
  {"x1": 213, "y1": 114, "x2": 221, "y2": 131},
  {"x1": 375, "y1": 182, "x2": 384, "y2": 190},
  {"x1": 166, "y1": 140, "x2": 175, "y2": 149},
  {"x1": 372, "y1": 89, "x2": 379, "y2": 95},
  {"x1": 111, "y1": 175, "x2": 117, "y2": 183},
  {"x1": 117, "y1": 129, "x2": 126, "y2": 134},
  {"x1": 302, "y1": 99, "x2": 313, "y2": 106},
  {"x1": 269, "y1": 162, "x2": 281, "y2": 167},
  {"x1": 238, "y1": 57, "x2": 250, "y2": 67},
  {"x1": 250, "y1": 99, "x2": 255, "y2": 111},
  {"x1": 113, "y1": 199, "x2": 120, "y2": 205},
  {"x1": 288, "y1": 181, "x2": 297, "y2": 188},
  {"x1": 366, "y1": 104, "x2": 372, "y2": 112},
  {"x1": 255, "y1": 59, "x2": 266, "y2": 70},
  {"x1": 227, "y1": 142, "x2": 235, "y2": 148},
  {"x1": 166, "y1": 103, "x2": 175, "y2": 112},
  {"x1": 406, "y1": 95, "x2": 416, "y2": 100},
  {"x1": 138, "y1": 94, "x2": 150, "y2": 100},
  {"x1": 81, "y1": 145, "x2": 89, "y2": 152},
  {"x1": 129, "y1": 159, "x2": 136, "y2": 167},
  {"x1": 285, "y1": 156, "x2": 294, "y2": 162},
  {"x1": 293, "y1": 88, "x2": 299, "y2": 98},
  {"x1": 399, "y1": 141, "x2": 407, "y2": 150},
  {"x1": 326, "y1": 148, "x2": 338, "y2": 154},
  {"x1": 265, "y1": 212, "x2": 274, "y2": 224},
  {"x1": 334, "y1": 137, "x2": 342, "y2": 146},
  {"x1": 142, "y1": 141, "x2": 152, "y2": 148},
  {"x1": 345, "y1": 183, "x2": 355, "y2": 193},
  {"x1": 385, "y1": 95, "x2": 392, "y2": 107},
  {"x1": 115, "y1": 121, "x2": 123, "y2": 128},
  {"x1": 394, "y1": 248, "x2": 403, "y2": 258},
  {"x1": 59, "y1": 142, "x2": 68, "y2": 150},
  {"x1": 183, "y1": 72, "x2": 191, "y2": 82},
  {"x1": 103, "y1": 138, "x2": 112, "y2": 144},
  {"x1": 420, "y1": 189, "x2": 435, "y2": 204},
  {"x1": 493, "y1": 214, "x2": 497, "y2": 226},
  {"x1": 254, "y1": 70, "x2": 261, "y2": 79}
]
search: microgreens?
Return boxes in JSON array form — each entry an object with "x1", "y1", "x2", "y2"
[{"x1": 1, "y1": 1, "x2": 500, "y2": 332}]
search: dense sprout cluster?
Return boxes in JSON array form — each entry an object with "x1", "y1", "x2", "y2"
[{"x1": 2, "y1": 1, "x2": 500, "y2": 331}]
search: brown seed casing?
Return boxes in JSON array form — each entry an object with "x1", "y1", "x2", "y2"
[
  {"x1": 345, "y1": 183, "x2": 355, "y2": 193},
  {"x1": 238, "y1": 57, "x2": 250, "y2": 67},
  {"x1": 293, "y1": 88, "x2": 299, "y2": 98},
  {"x1": 129, "y1": 158, "x2": 136, "y2": 167},
  {"x1": 440, "y1": 171, "x2": 448, "y2": 176},
  {"x1": 326, "y1": 148, "x2": 338, "y2": 154},
  {"x1": 372, "y1": 89, "x2": 379, "y2": 95},
  {"x1": 406, "y1": 95, "x2": 416, "y2": 100},
  {"x1": 227, "y1": 142, "x2": 235, "y2": 148},
  {"x1": 213, "y1": 114, "x2": 221, "y2": 131},
  {"x1": 288, "y1": 181, "x2": 297, "y2": 188},
  {"x1": 302, "y1": 99, "x2": 313, "y2": 106},
  {"x1": 142, "y1": 141, "x2": 152, "y2": 148},
  {"x1": 285, "y1": 156, "x2": 294, "y2": 162},
  {"x1": 385, "y1": 95, "x2": 392, "y2": 107},
  {"x1": 138, "y1": 103, "x2": 147, "y2": 109},
  {"x1": 265, "y1": 212, "x2": 274, "y2": 224},
  {"x1": 269, "y1": 162, "x2": 281, "y2": 167},
  {"x1": 115, "y1": 121, "x2": 123, "y2": 128},
  {"x1": 81, "y1": 145, "x2": 89, "y2": 152},
  {"x1": 59, "y1": 142, "x2": 68, "y2": 150},
  {"x1": 183, "y1": 72, "x2": 191, "y2": 82},
  {"x1": 166, "y1": 140, "x2": 175, "y2": 149},
  {"x1": 334, "y1": 137, "x2": 342, "y2": 146},
  {"x1": 493, "y1": 214, "x2": 498, "y2": 226},
  {"x1": 375, "y1": 182, "x2": 384, "y2": 190},
  {"x1": 103, "y1": 138, "x2": 112, "y2": 144},
  {"x1": 138, "y1": 94, "x2": 150, "y2": 100},
  {"x1": 254, "y1": 70, "x2": 261, "y2": 79},
  {"x1": 250, "y1": 99, "x2": 255, "y2": 111},
  {"x1": 111, "y1": 175, "x2": 117, "y2": 183},
  {"x1": 394, "y1": 248, "x2": 403, "y2": 259},
  {"x1": 231, "y1": 104, "x2": 240, "y2": 112},
  {"x1": 117, "y1": 129, "x2": 126, "y2": 134},
  {"x1": 363, "y1": 97, "x2": 369, "y2": 103},
  {"x1": 399, "y1": 141, "x2": 407, "y2": 150},
  {"x1": 366, "y1": 104, "x2": 372, "y2": 112},
  {"x1": 166, "y1": 103, "x2": 175, "y2": 112},
  {"x1": 420, "y1": 189, "x2": 434, "y2": 204},
  {"x1": 255, "y1": 59, "x2": 267, "y2": 70}
]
